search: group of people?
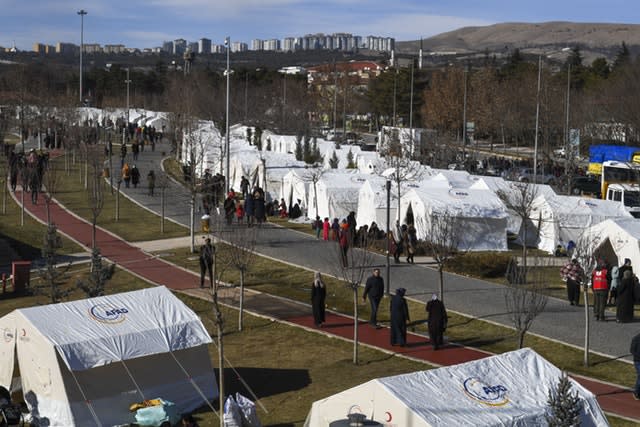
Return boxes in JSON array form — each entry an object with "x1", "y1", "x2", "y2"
[
  {"x1": 120, "y1": 162, "x2": 156, "y2": 196},
  {"x1": 309, "y1": 267, "x2": 448, "y2": 350},
  {"x1": 222, "y1": 186, "x2": 267, "y2": 227},
  {"x1": 561, "y1": 257, "x2": 637, "y2": 323},
  {"x1": 8, "y1": 148, "x2": 49, "y2": 204}
]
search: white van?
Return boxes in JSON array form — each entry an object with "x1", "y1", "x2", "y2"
[{"x1": 606, "y1": 183, "x2": 640, "y2": 218}]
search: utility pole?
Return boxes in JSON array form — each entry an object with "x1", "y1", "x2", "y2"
[
  {"x1": 77, "y1": 9, "x2": 87, "y2": 105},
  {"x1": 225, "y1": 37, "x2": 231, "y2": 193}
]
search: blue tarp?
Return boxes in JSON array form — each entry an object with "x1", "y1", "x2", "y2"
[{"x1": 589, "y1": 144, "x2": 640, "y2": 163}]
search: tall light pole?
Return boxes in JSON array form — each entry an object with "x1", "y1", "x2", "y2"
[
  {"x1": 125, "y1": 68, "x2": 131, "y2": 125},
  {"x1": 462, "y1": 67, "x2": 468, "y2": 165},
  {"x1": 533, "y1": 54, "x2": 542, "y2": 183},
  {"x1": 225, "y1": 37, "x2": 230, "y2": 193},
  {"x1": 565, "y1": 62, "x2": 572, "y2": 194},
  {"x1": 77, "y1": 9, "x2": 87, "y2": 105}
]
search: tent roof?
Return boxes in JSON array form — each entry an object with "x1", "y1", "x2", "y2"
[
  {"x1": 13, "y1": 286, "x2": 211, "y2": 371},
  {"x1": 535, "y1": 194, "x2": 631, "y2": 226},
  {"x1": 405, "y1": 186, "x2": 508, "y2": 219},
  {"x1": 306, "y1": 348, "x2": 606, "y2": 427}
]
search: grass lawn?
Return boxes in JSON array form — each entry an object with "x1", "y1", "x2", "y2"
[
  {"x1": 50, "y1": 155, "x2": 188, "y2": 242},
  {"x1": 158, "y1": 243, "x2": 638, "y2": 393},
  {"x1": 0, "y1": 178, "x2": 83, "y2": 259}
]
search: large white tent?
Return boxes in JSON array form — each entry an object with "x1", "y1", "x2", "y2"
[
  {"x1": 356, "y1": 177, "x2": 398, "y2": 230},
  {"x1": 280, "y1": 169, "x2": 310, "y2": 214},
  {"x1": 579, "y1": 217, "x2": 640, "y2": 268},
  {"x1": 304, "y1": 348, "x2": 607, "y2": 427},
  {"x1": 0, "y1": 287, "x2": 217, "y2": 426},
  {"x1": 399, "y1": 185, "x2": 509, "y2": 251},
  {"x1": 529, "y1": 194, "x2": 632, "y2": 253},
  {"x1": 309, "y1": 170, "x2": 370, "y2": 221}
]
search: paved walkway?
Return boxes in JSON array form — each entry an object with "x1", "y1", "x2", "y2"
[{"x1": 9, "y1": 141, "x2": 640, "y2": 422}]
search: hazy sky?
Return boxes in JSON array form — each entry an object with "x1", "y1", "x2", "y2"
[{"x1": 2, "y1": 0, "x2": 639, "y2": 51}]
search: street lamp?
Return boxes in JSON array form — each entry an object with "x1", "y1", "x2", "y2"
[
  {"x1": 533, "y1": 47, "x2": 571, "y2": 184},
  {"x1": 77, "y1": 9, "x2": 87, "y2": 105},
  {"x1": 125, "y1": 67, "x2": 131, "y2": 125},
  {"x1": 225, "y1": 37, "x2": 230, "y2": 193}
]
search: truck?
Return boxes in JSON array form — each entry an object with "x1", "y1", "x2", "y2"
[
  {"x1": 588, "y1": 144, "x2": 640, "y2": 176},
  {"x1": 604, "y1": 183, "x2": 640, "y2": 218}
]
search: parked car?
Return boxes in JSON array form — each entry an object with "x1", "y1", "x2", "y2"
[
  {"x1": 516, "y1": 168, "x2": 557, "y2": 185},
  {"x1": 570, "y1": 175, "x2": 601, "y2": 196}
]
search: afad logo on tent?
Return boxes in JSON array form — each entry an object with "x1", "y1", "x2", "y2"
[
  {"x1": 88, "y1": 304, "x2": 129, "y2": 324},
  {"x1": 462, "y1": 377, "x2": 509, "y2": 406}
]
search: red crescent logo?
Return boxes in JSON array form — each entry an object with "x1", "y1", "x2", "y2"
[
  {"x1": 385, "y1": 411, "x2": 392, "y2": 422},
  {"x1": 21, "y1": 329, "x2": 26, "y2": 337}
]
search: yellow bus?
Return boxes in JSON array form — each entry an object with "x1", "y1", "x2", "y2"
[{"x1": 601, "y1": 160, "x2": 640, "y2": 199}]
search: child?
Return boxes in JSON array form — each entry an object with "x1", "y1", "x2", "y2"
[
  {"x1": 236, "y1": 202, "x2": 245, "y2": 224},
  {"x1": 322, "y1": 217, "x2": 330, "y2": 241}
]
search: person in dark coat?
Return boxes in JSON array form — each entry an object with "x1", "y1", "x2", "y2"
[
  {"x1": 631, "y1": 332, "x2": 640, "y2": 399},
  {"x1": 363, "y1": 268, "x2": 384, "y2": 327},
  {"x1": 130, "y1": 165, "x2": 140, "y2": 188},
  {"x1": 390, "y1": 288, "x2": 410, "y2": 346},
  {"x1": 244, "y1": 193, "x2": 255, "y2": 226},
  {"x1": 616, "y1": 270, "x2": 635, "y2": 323},
  {"x1": 426, "y1": 294, "x2": 448, "y2": 350},
  {"x1": 311, "y1": 272, "x2": 327, "y2": 327},
  {"x1": 252, "y1": 188, "x2": 266, "y2": 224},
  {"x1": 223, "y1": 193, "x2": 236, "y2": 225},
  {"x1": 199, "y1": 238, "x2": 215, "y2": 288}
]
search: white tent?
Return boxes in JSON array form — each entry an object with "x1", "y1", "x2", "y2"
[
  {"x1": 356, "y1": 177, "x2": 398, "y2": 230},
  {"x1": 304, "y1": 348, "x2": 607, "y2": 427},
  {"x1": 579, "y1": 217, "x2": 640, "y2": 268},
  {"x1": 280, "y1": 169, "x2": 310, "y2": 214},
  {"x1": 399, "y1": 186, "x2": 509, "y2": 251},
  {"x1": 469, "y1": 178, "x2": 557, "y2": 238},
  {"x1": 310, "y1": 170, "x2": 369, "y2": 221},
  {"x1": 529, "y1": 194, "x2": 632, "y2": 253},
  {"x1": 0, "y1": 287, "x2": 217, "y2": 427}
]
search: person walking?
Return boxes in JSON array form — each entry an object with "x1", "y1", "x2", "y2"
[
  {"x1": 338, "y1": 219, "x2": 350, "y2": 267},
  {"x1": 616, "y1": 270, "x2": 635, "y2": 323},
  {"x1": 122, "y1": 163, "x2": 131, "y2": 188},
  {"x1": 390, "y1": 288, "x2": 409, "y2": 346},
  {"x1": 592, "y1": 263, "x2": 609, "y2": 321},
  {"x1": 363, "y1": 268, "x2": 384, "y2": 327},
  {"x1": 130, "y1": 164, "x2": 140, "y2": 188},
  {"x1": 609, "y1": 265, "x2": 620, "y2": 306},
  {"x1": 322, "y1": 217, "x2": 330, "y2": 241},
  {"x1": 313, "y1": 216, "x2": 322, "y2": 239},
  {"x1": 426, "y1": 294, "x2": 448, "y2": 350},
  {"x1": 311, "y1": 272, "x2": 327, "y2": 327},
  {"x1": 630, "y1": 332, "x2": 640, "y2": 400},
  {"x1": 199, "y1": 238, "x2": 215, "y2": 288},
  {"x1": 560, "y1": 258, "x2": 584, "y2": 306},
  {"x1": 147, "y1": 170, "x2": 156, "y2": 196}
]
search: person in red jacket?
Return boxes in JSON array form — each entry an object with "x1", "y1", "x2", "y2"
[{"x1": 592, "y1": 263, "x2": 609, "y2": 321}]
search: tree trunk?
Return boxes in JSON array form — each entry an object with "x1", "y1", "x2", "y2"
[
  {"x1": 583, "y1": 286, "x2": 590, "y2": 367},
  {"x1": 439, "y1": 266, "x2": 445, "y2": 303},
  {"x1": 518, "y1": 331, "x2": 525, "y2": 349},
  {"x1": 217, "y1": 322, "x2": 224, "y2": 427},
  {"x1": 239, "y1": 269, "x2": 245, "y2": 332},
  {"x1": 161, "y1": 187, "x2": 165, "y2": 234},
  {"x1": 190, "y1": 195, "x2": 195, "y2": 253},
  {"x1": 353, "y1": 285, "x2": 359, "y2": 365}
]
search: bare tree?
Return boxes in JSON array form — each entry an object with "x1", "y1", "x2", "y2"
[
  {"x1": 503, "y1": 256, "x2": 549, "y2": 349},
  {"x1": 496, "y1": 182, "x2": 540, "y2": 284},
  {"x1": 375, "y1": 127, "x2": 423, "y2": 222},
  {"x1": 420, "y1": 209, "x2": 462, "y2": 303},
  {"x1": 574, "y1": 229, "x2": 600, "y2": 367},
  {"x1": 302, "y1": 165, "x2": 325, "y2": 219},
  {"x1": 224, "y1": 223, "x2": 259, "y2": 332},
  {"x1": 41, "y1": 153, "x2": 61, "y2": 225},
  {"x1": 329, "y1": 231, "x2": 376, "y2": 364},
  {"x1": 86, "y1": 146, "x2": 105, "y2": 249}
]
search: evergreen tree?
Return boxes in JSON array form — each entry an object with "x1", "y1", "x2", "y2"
[
  {"x1": 246, "y1": 127, "x2": 253, "y2": 145},
  {"x1": 590, "y1": 57, "x2": 610, "y2": 80},
  {"x1": 303, "y1": 135, "x2": 312, "y2": 163},
  {"x1": 295, "y1": 137, "x2": 303, "y2": 161},
  {"x1": 312, "y1": 137, "x2": 322, "y2": 164},
  {"x1": 546, "y1": 372, "x2": 582, "y2": 427},
  {"x1": 612, "y1": 41, "x2": 631, "y2": 72},
  {"x1": 77, "y1": 247, "x2": 115, "y2": 298},
  {"x1": 346, "y1": 148, "x2": 356, "y2": 169},
  {"x1": 254, "y1": 127, "x2": 263, "y2": 150},
  {"x1": 329, "y1": 150, "x2": 339, "y2": 168},
  {"x1": 36, "y1": 223, "x2": 72, "y2": 303}
]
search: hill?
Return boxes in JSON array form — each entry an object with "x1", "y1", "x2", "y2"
[{"x1": 397, "y1": 22, "x2": 640, "y2": 63}]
